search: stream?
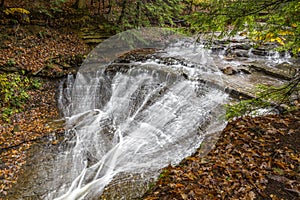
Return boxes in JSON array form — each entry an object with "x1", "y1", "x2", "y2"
[{"x1": 6, "y1": 28, "x2": 299, "y2": 200}]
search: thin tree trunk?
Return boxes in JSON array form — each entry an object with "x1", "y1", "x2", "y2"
[
  {"x1": 98, "y1": 0, "x2": 111, "y2": 15},
  {"x1": 0, "y1": 0, "x2": 5, "y2": 8},
  {"x1": 118, "y1": 0, "x2": 128, "y2": 24},
  {"x1": 135, "y1": 0, "x2": 141, "y2": 27},
  {"x1": 105, "y1": 0, "x2": 112, "y2": 14}
]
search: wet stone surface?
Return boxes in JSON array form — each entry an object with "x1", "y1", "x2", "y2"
[{"x1": 5, "y1": 138, "x2": 62, "y2": 199}]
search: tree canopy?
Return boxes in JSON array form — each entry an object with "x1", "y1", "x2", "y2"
[
  {"x1": 2, "y1": 0, "x2": 298, "y2": 54},
  {"x1": 186, "y1": 0, "x2": 300, "y2": 54},
  {"x1": 69, "y1": 0, "x2": 300, "y2": 54}
]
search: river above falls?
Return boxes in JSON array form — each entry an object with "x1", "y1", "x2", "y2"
[{"x1": 5, "y1": 28, "x2": 300, "y2": 200}]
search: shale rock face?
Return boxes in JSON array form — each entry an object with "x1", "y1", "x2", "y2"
[{"x1": 78, "y1": 26, "x2": 112, "y2": 45}]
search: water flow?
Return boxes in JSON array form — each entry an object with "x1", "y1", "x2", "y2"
[{"x1": 50, "y1": 29, "x2": 228, "y2": 199}]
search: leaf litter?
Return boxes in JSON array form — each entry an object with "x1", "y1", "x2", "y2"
[
  {"x1": 143, "y1": 110, "x2": 300, "y2": 200},
  {"x1": 0, "y1": 23, "x2": 88, "y2": 197},
  {"x1": 0, "y1": 79, "x2": 65, "y2": 197}
]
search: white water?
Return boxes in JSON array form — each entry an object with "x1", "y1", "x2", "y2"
[{"x1": 49, "y1": 29, "x2": 228, "y2": 199}]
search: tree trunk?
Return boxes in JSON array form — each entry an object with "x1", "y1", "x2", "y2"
[
  {"x1": 0, "y1": 0, "x2": 4, "y2": 8},
  {"x1": 135, "y1": 0, "x2": 141, "y2": 27},
  {"x1": 106, "y1": 0, "x2": 112, "y2": 14},
  {"x1": 118, "y1": 0, "x2": 128, "y2": 24}
]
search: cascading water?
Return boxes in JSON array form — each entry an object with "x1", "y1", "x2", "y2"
[{"x1": 47, "y1": 28, "x2": 228, "y2": 199}]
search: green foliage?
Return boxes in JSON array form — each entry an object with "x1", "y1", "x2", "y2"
[
  {"x1": 51, "y1": 0, "x2": 67, "y2": 13},
  {"x1": 226, "y1": 74, "x2": 300, "y2": 120},
  {"x1": 184, "y1": 0, "x2": 300, "y2": 118},
  {"x1": 107, "y1": 0, "x2": 183, "y2": 31},
  {"x1": 7, "y1": 58, "x2": 16, "y2": 66},
  {"x1": 186, "y1": 0, "x2": 300, "y2": 54},
  {"x1": 158, "y1": 169, "x2": 170, "y2": 179},
  {"x1": 225, "y1": 98, "x2": 271, "y2": 120},
  {"x1": 37, "y1": 0, "x2": 67, "y2": 18},
  {"x1": 0, "y1": 73, "x2": 41, "y2": 121}
]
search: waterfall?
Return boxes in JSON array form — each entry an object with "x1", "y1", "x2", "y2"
[{"x1": 49, "y1": 28, "x2": 228, "y2": 199}]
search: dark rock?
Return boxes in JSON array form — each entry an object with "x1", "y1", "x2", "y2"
[
  {"x1": 249, "y1": 64, "x2": 292, "y2": 80},
  {"x1": 235, "y1": 50, "x2": 250, "y2": 58},
  {"x1": 232, "y1": 44, "x2": 252, "y2": 51},
  {"x1": 251, "y1": 48, "x2": 269, "y2": 56},
  {"x1": 221, "y1": 66, "x2": 238, "y2": 75},
  {"x1": 239, "y1": 68, "x2": 251, "y2": 74}
]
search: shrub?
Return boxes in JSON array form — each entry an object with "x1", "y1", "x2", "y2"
[{"x1": 0, "y1": 73, "x2": 41, "y2": 121}]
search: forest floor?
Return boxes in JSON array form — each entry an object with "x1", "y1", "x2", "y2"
[
  {"x1": 0, "y1": 1, "x2": 299, "y2": 199},
  {"x1": 0, "y1": 1, "x2": 90, "y2": 196},
  {"x1": 0, "y1": 29, "x2": 87, "y2": 197},
  {"x1": 143, "y1": 111, "x2": 300, "y2": 200}
]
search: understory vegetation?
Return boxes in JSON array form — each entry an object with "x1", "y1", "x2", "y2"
[
  {"x1": 226, "y1": 72, "x2": 300, "y2": 120},
  {"x1": 0, "y1": 73, "x2": 41, "y2": 122}
]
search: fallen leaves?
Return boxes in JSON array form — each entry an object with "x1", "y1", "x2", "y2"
[
  {"x1": 144, "y1": 110, "x2": 300, "y2": 199},
  {"x1": 0, "y1": 1, "x2": 91, "y2": 197},
  {"x1": 0, "y1": 26, "x2": 87, "y2": 77},
  {"x1": 0, "y1": 79, "x2": 64, "y2": 197}
]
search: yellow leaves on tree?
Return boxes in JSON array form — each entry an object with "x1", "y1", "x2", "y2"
[
  {"x1": 266, "y1": 33, "x2": 285, "y2": 46},
  {"x1": 251, "y1": 30, "x2": 297, "y2": 46}
]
